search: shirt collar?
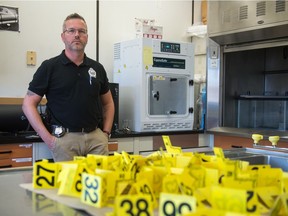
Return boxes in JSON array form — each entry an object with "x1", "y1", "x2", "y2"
[{"x1": 60, "y1": 50, "x2": 88, "y2": 66}]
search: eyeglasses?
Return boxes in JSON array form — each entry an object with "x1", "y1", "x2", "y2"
[{"x1": 64, "y1": 28, "x2": 87, "y2": 35}]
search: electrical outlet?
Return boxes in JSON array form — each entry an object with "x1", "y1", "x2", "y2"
[
  {"x1": 209, "y1": 46, "x2": 218, "y2": 59},
  {"x1": 26, "y1": 51, "x2": 36, "y2": 66}
]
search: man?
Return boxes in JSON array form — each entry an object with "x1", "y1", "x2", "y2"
[{"x1": 22, "y1": 13, "x2": 114, "y2": 162}]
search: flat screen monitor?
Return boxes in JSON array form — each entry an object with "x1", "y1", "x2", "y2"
[{"x1": 0, "y1": 104, "x2": 30, "y2": 133}]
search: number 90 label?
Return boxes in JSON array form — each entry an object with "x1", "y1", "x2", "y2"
[{"x1": 159, "y1": 193, "x2": 196, "y2": 216}]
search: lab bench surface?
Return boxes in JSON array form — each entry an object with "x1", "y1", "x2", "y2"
[
  {"x1": 0, "y1": 167, "x2": 92, "y2": 216},
  {"x1": 0, "y1": 129, "x2": 203, "y2": 144}
]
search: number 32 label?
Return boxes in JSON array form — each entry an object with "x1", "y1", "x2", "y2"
[{"x1": 159, "y1": 193, "x2": 196, "y2": 216}]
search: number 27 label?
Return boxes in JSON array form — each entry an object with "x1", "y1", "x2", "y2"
[{"x1": 33, "y1": 160, "x2": 59, "y2": 189}]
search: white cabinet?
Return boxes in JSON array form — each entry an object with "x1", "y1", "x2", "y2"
[{"x1": 32, "y1": 142, "x2": 53, "y2": 162}]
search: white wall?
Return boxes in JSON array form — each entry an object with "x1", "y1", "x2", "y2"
[
  {"x1": 0, "y1": 1, "x2": 97, "y2": 97},
  {"x1": 99, "y1": 0, "x2": 193, "y2": 76},
  {"x1": 0, "y1": 0, "x2": 194, "y2": 97}
]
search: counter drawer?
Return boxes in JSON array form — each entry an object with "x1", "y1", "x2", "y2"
[
  {"x1": 0, "y1": 143, "x2": 32, "y2": 160},
  {"x1": 0, "y1": 157, "x2": 32, "y2": 168}
]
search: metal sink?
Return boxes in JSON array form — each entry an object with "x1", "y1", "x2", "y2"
[
  {"x1": 200, "y1": 147, "x2": 288, "y2": 171},
  {"x1": 230, "y1": 154, "x2": 288, "y2": 171}
]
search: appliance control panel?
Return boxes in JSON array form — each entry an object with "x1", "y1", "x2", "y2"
[{"x1": 160, "y1": 42, "x2": 180, "y2": 53}]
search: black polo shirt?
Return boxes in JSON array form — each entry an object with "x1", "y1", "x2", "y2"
[{"x1": 28, "y1": 50, "x2": 110, "y2": 129}]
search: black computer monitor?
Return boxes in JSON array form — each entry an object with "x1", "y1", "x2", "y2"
[
  {"x1": 109, "y1": 82, "x2": 119, "y2": 133},
  {"x1": 0, "y1": 104, "x2": 30, "y2": 133}
]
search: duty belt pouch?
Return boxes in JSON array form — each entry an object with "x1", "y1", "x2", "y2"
[
  {"x1": 42, "y1": 106, "x2": 52, "y2": 130},
  {"x1": 52, "y1": 125, "x2": 65, "y2": 138}
]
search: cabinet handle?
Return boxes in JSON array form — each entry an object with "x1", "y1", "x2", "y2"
[
  {"x1": 231, "y1": 145, "x2": 243, "y2": 148},
  {"x1": 0, "y1": 150, "x2": 12, "y2": 154},
  {"x1": 0, "y1": 164, "x2": 12, "y2": 168}
]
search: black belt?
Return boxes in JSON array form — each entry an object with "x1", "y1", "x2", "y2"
[
  {"x1": 51, "y1": 125, "x2": 97, "y2": 137},
  {"x1": 65, "y1": 127, "x2": 97, "y2": 133}
]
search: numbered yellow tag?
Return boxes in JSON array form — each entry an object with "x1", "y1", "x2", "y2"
[
  {"x1": 256, "y1": 186, "x2": 281, "y2": 211},
  {"x1": 257, "y1": 168, "x2": 283, "y2": 189},
  {"x1": 204, "y1": 168, "x2": 219, "y2": 187},
  {"x1": 115, "y1": 195, "x2": 153, "y2": 216},
  {"x1": 109, "y1": 154, "x2": 123, "y2": 170},
  {"x1": 211, "y1": 186, "x2": 246, "y2": 213},
  {"x1": 57, "y1": 162, "x2": 93, "y2": 197},
  {"x1": 213, "y1": 147, "x2": 225, "y2": 160},
  {"x1": 57, "y1": 164, "x2": 78, "y2": 196},
  {"x1": 176, "y1": 155, "x2": 193, "y2": 168},
  {"x1": 150, "y1": 166, "x2": 168, "y2": 198},
  {"x1": 183, "y1": 208, "x2": 231, "y2": 216},
  {"x1": 281, "y1": 190, "x2": 288, "y2": 214},
  {"x1": 221, "y1": 176, "x2": 255, "y2": 190},
  {"x1": 72, "y1": 163, "x2": 94, "y2": 196},
  {"x1": 194, "y1": 187, "x2": 212, "y2": 209},
  {"x1": 185, "y1": 165, "x2": 206, "y2": 189},
  {"x1": 136, "y1": 167, "x2": 154, "y2": 192},
  {"x1": 246, "y1": 190, "x2": 259, "y2": 214},
  {"x1": 159, "y1": 193, "x2": 196, "y2": 216},
  {"x1": 270, "y1": 193, "x2": 288, "y2": 216},
  {"x1": 178, "y1": 172, "x2": 195, "y2": 196},
  {"x1": 81, "y1": 173, "x2": 105, "y2": 207},
  {"x1": 33, "y1": 160, "x2": 60, "y2": 189},
  {"x1": 96, "y1": 169, "x2": 119, "y2": 200},
  {"x1": 87, "y1": 154, "x2": 110, "y2": 170},
  {"x1": 134, "y1": 179, "x2": 157, "y2": 208},
  {"x1": 116, "y1": 180, "x2": 134, "y2": 196},
  {"x1": 224, "y1": 160, "x2": 238, "y2": 178},
  {"x1": 162, "y1": 135, "x2": 182, "y2": 154},
  {"x1": 162, "y1": 175, "x2": 180, "y2": 194}
]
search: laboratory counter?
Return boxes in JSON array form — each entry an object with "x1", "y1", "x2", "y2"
[
  {"x1": 0, "y1": 129, "x2": 203, "y2": 144},
  {"x1": 0, "y1": 130, "x2": 204, "y2": 169},
  {"x1": 207, "y1": 127, "x2": 288, "y2": 141},
  {"x1": 208, "y1": 126, "x2": 288, "y2": 149},
  {"x1": 0, "y1": 167, "x2": 108, "y2": 216}
]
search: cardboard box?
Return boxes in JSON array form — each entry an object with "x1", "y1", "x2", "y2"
[{"x1": 135, "y1": 18, "x2": 163, "y2": 39}]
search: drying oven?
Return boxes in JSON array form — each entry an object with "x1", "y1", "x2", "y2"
[{"x1": 113, "y1": 38, "x2": 194, "y2": 132}]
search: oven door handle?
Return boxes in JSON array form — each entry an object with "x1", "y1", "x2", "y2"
[{"x1": 152, "y1": 91, "x2": 160, "y2": 101}]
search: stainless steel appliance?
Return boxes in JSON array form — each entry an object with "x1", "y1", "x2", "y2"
[
  {"x1": 113, "y1": 38, "x2": 194, "y2": 132},
  {"x1": 207, "y1": 0, "x2": 288, "y2": 133}
]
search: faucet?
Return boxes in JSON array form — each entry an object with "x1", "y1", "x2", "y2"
[
  {"x1": 252, "y1": 134, "x2": 283, "y2": 150},
  {"x1": 268, "y1": 136, "x2": 280, "y2": 148},
  {"x1": 252, "y1": 134, "x2": 263, "y2": 147}
]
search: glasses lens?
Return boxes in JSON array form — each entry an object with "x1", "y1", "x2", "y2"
[{"x1": 65, "y1": 28, "x2": 87, "y2": 35}]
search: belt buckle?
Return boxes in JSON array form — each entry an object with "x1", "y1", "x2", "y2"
[{"x1": 52, "y1": 125, "x2": 65, "y2": 138}]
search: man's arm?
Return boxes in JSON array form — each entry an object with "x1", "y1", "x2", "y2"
[
  {"x1": 22, "y1": 90, "x2": 55, "y2": 149},
  {"x1": 100, "y1": 90, "x2": 115, "y2": 135}
]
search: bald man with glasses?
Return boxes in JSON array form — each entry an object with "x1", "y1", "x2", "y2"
[{"x1": 23, "y1": 13, "x2": 114, "y2": 162}]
